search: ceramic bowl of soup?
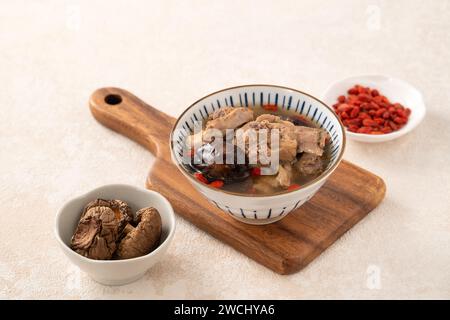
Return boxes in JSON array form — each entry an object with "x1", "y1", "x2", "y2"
[{"x1": 170, "y1": 85, "x2": 346, "y2": 225}]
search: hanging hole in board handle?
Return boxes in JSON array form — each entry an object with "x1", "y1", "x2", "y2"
[{"x1": 104, "y1": 94, "x2": 122, "y2": 105}]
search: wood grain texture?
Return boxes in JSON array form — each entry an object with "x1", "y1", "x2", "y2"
[{"x1": 89, "y1": 87, "x2": 386, "y2": 274}]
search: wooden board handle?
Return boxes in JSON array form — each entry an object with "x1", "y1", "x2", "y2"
[{"x1": 89, "y1": 87, "x2": 174, "y2": 158}]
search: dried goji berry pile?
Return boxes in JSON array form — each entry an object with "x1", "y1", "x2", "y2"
[{"x1": 333, "y1": 85, "x2": 411, "y2": 134}]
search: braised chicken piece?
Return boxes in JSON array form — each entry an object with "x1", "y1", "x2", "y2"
[
  {"x1": 206, "y1": 107, "x2": 254, "y2": 132},
  {"x1": 239, "y1": 116, "x2": 298, "y2": 162},
  {"x1": 253, "y1": 175, "x2": 281, "y2": 194},
  {"x1": 276, "y1": 163, "x2": 293, "y2": 188},
  {"x1": 295, "y1": 153, "x2": 325, "y2": 175},
  {"x1": 253, "y1": 114, "x2": 328, "y2": 157},
  {"x1": 294, "y1": 126, "x2": 328, "y2": 156}
]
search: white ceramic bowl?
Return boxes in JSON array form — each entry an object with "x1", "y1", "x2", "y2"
[
  {"x1": 322, "y1": 75, "x2": 426, "y2": 143},
  {"x1": 55, "y1": 184, "x2": 176, "y2": 286},
  {"x1": 170, "y1": 85, "x2": 346, "y2": 225}
]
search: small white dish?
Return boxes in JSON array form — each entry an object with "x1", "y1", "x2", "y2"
[
  {"x1": 55, "y1": 184, "x2": 176, "y2": 286},
  {"x1": 322, "y1": 75, "x2": 426, "y2": 143}
]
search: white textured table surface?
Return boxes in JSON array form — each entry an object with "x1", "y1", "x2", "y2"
[{"x1": 1, "y1": 0, "x2": 449, "y2": 299}]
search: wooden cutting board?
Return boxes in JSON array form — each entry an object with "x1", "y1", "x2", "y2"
[{"x1": 89, "y1": 87, "x2": 386, "y2": 274}]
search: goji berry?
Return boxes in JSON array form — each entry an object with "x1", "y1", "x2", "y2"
[
  {"x1": 396, "y1": 109, "x2": 406, "y2": 118},
  {"x1": 358, "y1": 94, "x2": 372, "y2": 102},
  {"x1": 210, "y1": 180, "x2": 224, "y2": 188},
  {"x1": 394, "y1": 117, "x2": 406, "y2": 124},
  {"x1": 405, "y1": 108, "x2": 411, "y2": 116},
  {"x1": 379, "y1": 102, "x2": 390, "y2": 109},
  {"x1": 381, "y1": 126, "x2": 392, "y2": 133},
  {"x1": 251, "y1": 167, "x2": 261, "y2": 176},
  {"x1": 263, "y1": 104, "x2": 278, "y2": 111},
  {"x1": 358, "y1": 86, "x2": 368, "y2": 94},
  {"x1": 374, "y1": 117, "x2": 385, "y2": 125},
  {"x1": 375, "y1": 108, "x2": 387, "y2": 117},
  {"x1": 194, "y1": 172, "x2": 208, "y2": 184},
  {"x1": 388, "y1": 121, "x2": 398, "y2": 130},
  {"x1": 338, "y1": 95, "x2": 346, "y2": 103},
  {"x1": 360, "y1": 103, "x2": 371, "y2": 110},
  {"x1": 350, "y1": 107, "x2": 360, "y2": 118},
  {"x1": 363, "y1": 119, "x2": 377, "y2": 127},
  {"x1": 348, "y1": 88, "x2": 358, "y2": 95},
  {"x1": 287, "y1": 184, "x2": 301, "y2": 191},
  {"x1": 357, "y1": 127, "x2": 372, "y2": 134},
  {"x1": 373, "y1": 96, "x2": 384, "y2": 104},
  {"x1": 337, "y1": 103, "x2": 351, "y2": 112},
  {"x1": 348, "y1": 118, "x2": 362, "y2": 126},
  {"x1": 359, "y1": 112, "x2": 370, "y2": 119}
]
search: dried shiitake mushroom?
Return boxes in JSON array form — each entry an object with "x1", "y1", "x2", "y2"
[
  {"x1": 71, "y1": 199, "x2": 133, "y2": 260},
  {"x1": 81, "y1": 199, "x2": 133, "y2": 225},
  {"x1": 115, "y1": 207, "x2": 162, "y2": 259},
  {"x1": 71, "y1": 199, "x2": 162, "y2": 260}
]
